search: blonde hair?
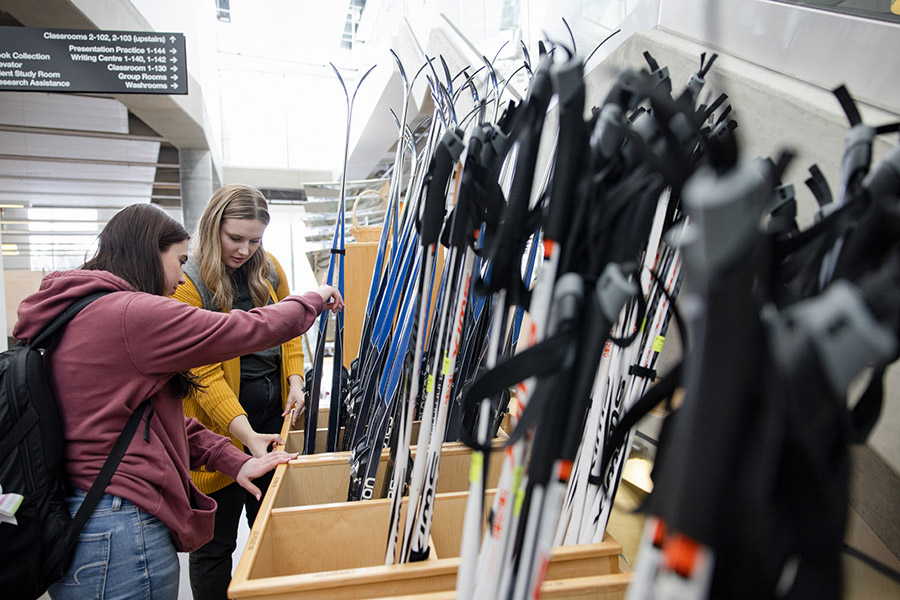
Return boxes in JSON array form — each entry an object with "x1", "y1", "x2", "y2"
[{"x1": 194, "y1": 184, "x2": 272, "y2": 312}]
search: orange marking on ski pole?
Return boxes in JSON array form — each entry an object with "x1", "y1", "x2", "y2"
[{"x1": 664, "y1": 532, "x2": 701, "y2": 578}]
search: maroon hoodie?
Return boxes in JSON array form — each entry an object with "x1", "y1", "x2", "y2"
[{"x1": 13, "y1": 269, "x2": 324, "y2": 551}]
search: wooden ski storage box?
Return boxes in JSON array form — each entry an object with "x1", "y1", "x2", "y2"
[{"x1": 229, "y1": 484, "x2": 628, "y2": 600}]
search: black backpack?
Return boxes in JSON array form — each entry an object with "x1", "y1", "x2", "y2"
[{"x1": 0, "y1": 292, "x2": 148, "y2": 599}]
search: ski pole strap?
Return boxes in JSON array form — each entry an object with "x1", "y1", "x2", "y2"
[
  {"x1": 475, "y1": 61, "x2": 550, "y2": 295},
  {"x1": 594, "y1": 265, "x2": 689, "y2": 482},
  {"x1": 457, "y1": 329, "x2": 574, "y2": 453},
  {"x1": 700, "y1": 92, "x2": 727, "y2": 122},
  {"x1": 806, "y1": 164, "x2": 833, "y2": 210},
  {"x1": 629, "y1": 365, "x2": 657, "y2": 380},
  {"x1": 444, "y1": 126, "x2": 494, "y2": 250},
  {"x1": 874, "y1": 122, "x2": 900, "y2": 135},
  {"x1": 593, "y1": 362, "x2": 682, "y2": 486},
  {"x1": 842, "y1": 543, "x2": 900, "y2": 584},
  {"x1": 849, "y1": 366, "x2": 885, "y2": 444},
  {"x1": 67, "y1": 399, "x2": 151, "y2": 548},
  {"x1": 608, "y1": 278, "x2": 646, "y2": 347},
  {"x1": 833, "y1": 85, "x2": 862, "y2": 127}
]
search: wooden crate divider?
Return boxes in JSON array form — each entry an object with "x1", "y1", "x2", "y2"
[
  {"x1": 272, "y1": 436, "x2": 505, "y2": 508},
  {"x1": 284, "y1": 421, "x2": 423, "y2": 456}
]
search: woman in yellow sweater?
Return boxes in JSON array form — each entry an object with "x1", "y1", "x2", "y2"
[{"x1": 173, "y1": 184, "x2": 332, "y2": 600}]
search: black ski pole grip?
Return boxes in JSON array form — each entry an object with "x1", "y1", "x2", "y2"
[
  {"x1": 499, "y1": 58, "x2": 553, "y2": 231},
  {"x1": 686, "y1": 70, "x2": 705, "y2": 102},
  {"x1": 681, "y1": 158, "x2": 769, "y2": 281},
  {"x1": 770, "y1": 281, "x2": 897, "y2": 398},
  {"x1": 421, "y1": 128, "x2": 464, "y2": 246},
  {"x1": 554, "y1": 272, "x2": 584, "y2": 328},
  {"x1": 520, "y1": 273, "x2": 584, "y2": 486},
  {"x1": 631, "y1": 108, "x2": 658, "y2": 145},
  {"x1": 478, "y1": 59, "x2": 554, "y2": 296},
  {"x1": 545, "y1": 57, "x2": 585, "y2": 243},
  {"x1": 449, "y1": 127, "x2": 489, "y2": 249},
  {"x1": 553, "y1": 54, "x2": 584, "y2": 107},
  {"x1": 597, "y1": 262, "x2": 639, "y2": 323},
  {"x1": 862, "y1": 145, "x2": 900, "y2": 202},
  {"x1": 684, "y1": 53, "x2": 717, "y2": 104},
  {"x1": 590, "y1": 103, "x2": 626, "y2": 165},
  {"x1": 839, "y1": 124, "x2": 876, "y2": 203}
]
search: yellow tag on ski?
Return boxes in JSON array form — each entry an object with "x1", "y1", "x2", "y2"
[
  {"x1": 442, "y1": 355, "x2": 452, "y2": 375},
  {"x1": 426, "y1": 375, "x2": 435, "y2": 393},
  {"x1": 513, "y1": 481, "x2": 526, "y2": 515},
  {"x1": 640, "y1": 317, "x2": 647, "y2": 333},
  {"x1": 469, "y1": 453, "x2": 484, "y2": 483},
  {"x1": 653, "y1": 335, "x2": 665, "y2": 353}
]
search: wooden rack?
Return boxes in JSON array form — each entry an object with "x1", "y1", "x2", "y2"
[{"x1": 229, "y1": 411, "x2": 631, "y2": 599}]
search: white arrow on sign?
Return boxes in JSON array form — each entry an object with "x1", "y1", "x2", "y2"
[{"x1": 169, "y1": 35, "x2": 176, "y2": 42}]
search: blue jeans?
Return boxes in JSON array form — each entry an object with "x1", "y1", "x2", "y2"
[{"x1": 48, "y1": 491, "x2": 179, "y2": 600}]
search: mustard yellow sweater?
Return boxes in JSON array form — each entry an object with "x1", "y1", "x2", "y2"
[{"x1": 173, "y1": 253, "x2": 304, "y2": 494}]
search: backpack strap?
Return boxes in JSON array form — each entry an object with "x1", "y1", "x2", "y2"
[
  {"x1": 22, "y1": 290, "x2": 146, "y2": 550},
  {"x1": 65, "y1": 399, "x2": 150, "y2": 548},
  {"x1": 29, "y1": 292, "x2": 112, "y2": 349}
]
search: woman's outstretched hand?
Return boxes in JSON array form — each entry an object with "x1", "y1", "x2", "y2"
[
  {"x1": 283, "y1": 374, "x2": 306, "y2": 426},
  {"x1": 244, "y1": 431, "x2": 284, "y2": 458},
  {"x1": 315, "y1": 285, "x2": 345, "y2": 314},
  {"x1": 235, "y1": 451, "x2": 297, "y2": 500}
]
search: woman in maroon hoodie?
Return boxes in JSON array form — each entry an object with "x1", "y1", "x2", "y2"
[{"x1": 13, "y1": 203, "x2": 344, "y2": 600}]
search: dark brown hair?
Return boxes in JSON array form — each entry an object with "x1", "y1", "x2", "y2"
[
  {"x1": 83, "y1": 203, "x2": 200, "y2": 398},
  {"x1": 83, "y1": 203, "x2": 190, "y2": 295}
]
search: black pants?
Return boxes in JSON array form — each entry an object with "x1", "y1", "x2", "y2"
[{"x1": 189, "y1": 373, "x2": 282, "y2": 600}]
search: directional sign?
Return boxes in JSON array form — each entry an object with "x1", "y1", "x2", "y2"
[{"x1": 0, "y1": 26, "x2": 187, "y2": 94}]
